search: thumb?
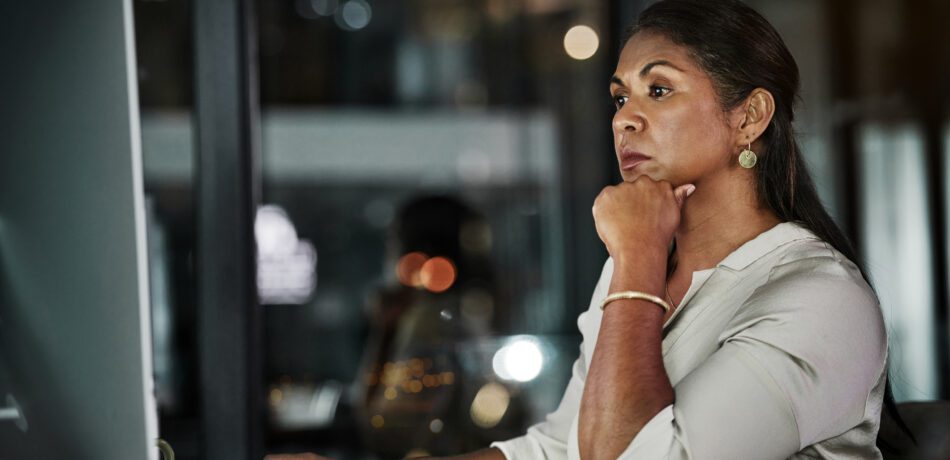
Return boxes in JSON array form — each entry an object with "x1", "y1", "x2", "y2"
[{"x1": 673, "y1": 184, "x2": 696, "y2": 207}]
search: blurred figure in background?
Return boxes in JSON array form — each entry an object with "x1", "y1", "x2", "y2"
[{"x1": 353, "y1": 196, "x2": 524, "y2": 458}]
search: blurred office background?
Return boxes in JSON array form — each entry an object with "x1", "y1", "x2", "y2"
[{"x1": 5, "y1": 0, "x2": 943, "y2": 458}]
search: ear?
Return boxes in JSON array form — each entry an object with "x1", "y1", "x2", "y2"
[{"x1": 736, "y1": 88, "x2": 775, "y2": 149}]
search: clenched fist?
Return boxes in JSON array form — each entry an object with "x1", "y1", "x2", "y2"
[{"x1": 592, "y1": 176, "x2": 695, "y2": 259}]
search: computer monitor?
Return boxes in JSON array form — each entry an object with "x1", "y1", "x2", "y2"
[{"x1": 0, "y1": 1, "x2": 158, "y2": 458}]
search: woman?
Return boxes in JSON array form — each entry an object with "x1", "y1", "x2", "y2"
[
  {"x1": 478, "y1": 0, "x2": 896, "y2": 457},
  {"x1": 269, "y1": 0, "x2": 904, "y2": 458}
]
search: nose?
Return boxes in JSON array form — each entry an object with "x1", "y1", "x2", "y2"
[{"x1": 612, "y1": 104, "x2": 645, "y2": 136}]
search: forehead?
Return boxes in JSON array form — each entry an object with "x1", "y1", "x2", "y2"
[{"x1": 615, "y1": 32, "x2": 700, "y2": 77}]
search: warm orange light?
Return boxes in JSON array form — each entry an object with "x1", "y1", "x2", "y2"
[
  {"x1": 440, "y1": 371, "x2": 455, "y2": 385},
  {"x1": 404, "y1": 449, "x2": 431, "y2": 459},
  {"x1": 396, "y1": 252, "x2": 429, "y2": 287},
  {"x1": 420, "y1": 257, "x2": 456, "y2": 293}
]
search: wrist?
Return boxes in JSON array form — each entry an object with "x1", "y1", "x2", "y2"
[
  {"x1": 611, "y1": 245, "x2": 668, "y2": 273},
  {"x1": 607, "y1": 267, "x2": 666, "y2": 298}
]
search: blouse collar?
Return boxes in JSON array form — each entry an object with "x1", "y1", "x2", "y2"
[{"x1": 715, "y1": 221, "x2": 821, "y2": 272}]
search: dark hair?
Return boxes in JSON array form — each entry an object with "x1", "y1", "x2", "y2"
[{"x1": 625, "y1": 0, "x2": 913, "y2": 451}]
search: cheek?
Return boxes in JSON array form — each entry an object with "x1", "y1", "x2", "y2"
[
  {"x1": 663, "y1": 104, "x2": 730, "y2": 151},
  {"x1": 651, "y1": 103, "x2": 734, "y2": 178},
  {"x1": 650, "y1": 105, "x2": 703, "y2": 151}
]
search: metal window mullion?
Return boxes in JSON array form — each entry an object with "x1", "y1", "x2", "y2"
[{"x1": 194, "y1": 0, "x2": 262, "y2": 458}]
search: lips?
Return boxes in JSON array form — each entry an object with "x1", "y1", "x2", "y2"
[{"x1": 619, "y1": 150, "x2": 651, "y2": 171}]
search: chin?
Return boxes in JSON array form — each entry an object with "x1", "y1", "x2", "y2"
[{"x1": 621, "y1": 170, "x2": 660, "y2": 183}]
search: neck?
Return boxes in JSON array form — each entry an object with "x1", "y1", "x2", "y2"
[{"x1": 672, "y1": 170, "x2": 780, "y2": 275}]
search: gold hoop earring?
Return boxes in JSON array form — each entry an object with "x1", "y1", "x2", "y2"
[{"x1": 739, "y1": 143, "x2": 757, "y2": 169}]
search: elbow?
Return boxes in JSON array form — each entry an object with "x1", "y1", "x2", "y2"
[
  {"x1": 578, "y1": 399, "x2": 609, "y2": 459},
  {"x1": 578, "y1": 401, "x2": 630, "y2": 459},
  {"x1": 578, "y1": 428, "x2": 610, "y2": 460},
  {"x1": 579, "y1": 438, "x2": 620, "y2": 460},
  {"x1": 578, "y1": 395, "x2": 674, "y2": 459}
]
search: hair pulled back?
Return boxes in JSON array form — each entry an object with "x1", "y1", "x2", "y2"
[
  {"x1": 627, "y1": 0, "x2": 840, "y2": 249},
  {"x1": 625, "y1": 0, "x2": 912, "y2": 449}
]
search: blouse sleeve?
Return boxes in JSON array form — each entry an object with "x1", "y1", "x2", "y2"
[
  {"x1": 490, "y1": 352, "x2": 587, "y2": 459},
  {"x1": 619, "y1": 256, "x2": 887, "y2": 459},
  {"x1": 490, "y1": 260, "x2": 614, "y2": 460}
]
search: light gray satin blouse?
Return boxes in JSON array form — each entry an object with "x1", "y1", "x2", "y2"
[{"x1": 492, "y1": 222, "x2": 887, "y2": 459}]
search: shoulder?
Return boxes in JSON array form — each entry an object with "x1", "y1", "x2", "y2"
[
  {"x1": 733, "y1": 236, "x2": 886, "y2": 369},
  {"x1": 725, "y1": 237, "x2": 888, "y2": 445},
  {"x1": 749, "y1": 237, "x2": 878, "y2": 318}
]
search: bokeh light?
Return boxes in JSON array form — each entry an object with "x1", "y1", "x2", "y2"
[
  {"x1": 268, "y1": 388, "x2": 283, "y2": 406},
  {"x1": 460, "y1": 220, "x2": 493, "y2": 254},
  {"x1": 255, "y1": 205, "x2": 317, "y2": 304},
  {"x1": 461, "y1": 288, "x2": 494, "y2": 322},
  {"x1": 255, "y1": 205, "x2": 299, "y2": 255},
  {"x1": 429, "y1": 418, "x2": 443, "y2": 433},
  {"x1": 337, "y1": 0, "x2": 372, "y2": 31},
  {"x1": 469, "y1": 382, "x2": 510, "y2": 428},
  {"x1": 311, "y1": 0, "x2": 338, "y2": 16},
  {"x1": 404, "y1": 449, "x2": 430, "y2": 459},
  {"x1": 563, "y1": 25, "x2": 599, "y2": 60},
  {"x1": 420, "y1": 256, "x2": 457, "y2": 293},
  {"x1": 440, "y1": 371, "x2": 455, "y2": 385},
  {"x1": 396, "y1": 251, "x2": 428, "y2": 287},
  {"x1": 492, "y1": 338, "x2": 544, "y2": 382}
]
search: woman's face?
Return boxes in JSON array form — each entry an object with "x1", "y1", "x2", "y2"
[{"x1": 610, "y1": 32, "x2": 739, "y2": 185}]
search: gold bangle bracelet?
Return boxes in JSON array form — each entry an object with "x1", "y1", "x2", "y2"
[{"x1": 600, "y1": 290, "x2": 671, "y2": 313}]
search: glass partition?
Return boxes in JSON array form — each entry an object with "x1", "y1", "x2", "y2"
[{"x1": 256, "y1": 1, "x2": 610, "y2": 457}]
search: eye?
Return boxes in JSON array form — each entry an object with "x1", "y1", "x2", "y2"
[
  {"x1": 612, "y1": 95, "x2": 628, "y2": 110},
  {"x1": 649, "y1": 85, "x2": 672, "y2": 99}
]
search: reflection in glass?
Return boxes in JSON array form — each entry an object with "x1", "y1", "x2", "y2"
[
  {"x1": 859, "y1": 123, "x2": 937, "y2": 401},
  {"x1": 257, "y1": 1, "x2": 595, "y2": 456},
  {"x1": 255, "y1": 205, "x2": 318, "y2": 305}
]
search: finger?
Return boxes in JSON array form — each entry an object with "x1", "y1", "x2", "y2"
[
  {"x1": 592, "y1": 185, "x2": 612, "y2": 213},
  {"x1": 673, "y1": 184, "x2": 696, "y2": 207}
]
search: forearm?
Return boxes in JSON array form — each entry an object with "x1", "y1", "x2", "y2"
[{"x1": 578, "y1": 251, "x2": 674, "y2": 459}]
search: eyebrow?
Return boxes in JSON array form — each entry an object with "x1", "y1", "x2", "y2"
[{"x1": 609, "y1": 60, "x2": 685, "y2": 86}]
